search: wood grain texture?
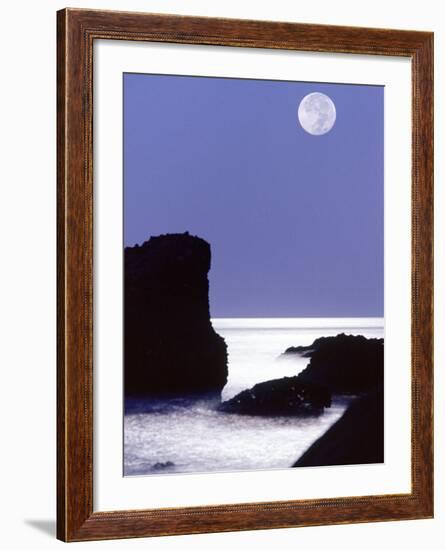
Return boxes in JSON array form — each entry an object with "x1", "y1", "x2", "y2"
[{"x1": 57, "y1": 8, "x2": 434, "y2": 542}]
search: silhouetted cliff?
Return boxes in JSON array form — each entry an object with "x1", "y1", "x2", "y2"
[
  {"x1": 293, "y1": 385, "x2": 384, "y2": 467},
  {"x1": 283, "y1": 333, "x2": 384, "y2": 394},
  {"x1": 124, "y1": 233, "x2": 228, "y2": 397}
]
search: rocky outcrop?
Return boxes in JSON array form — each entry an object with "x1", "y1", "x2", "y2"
[
  {"x1": 218, "y1": 376, "x2": 331, "y2": 416},
  {"x1": 282, "y1": 337, "x2": 330, "y2": 358},
  {"x1": 293, "y1": 385, "x2": 384, "y2": 467},
  {"x1": 124, "y1": 233, "x2": 228, "y2": 397},
  {"x1": 283, "y1": 334, "x2": 383, "y2": 394}
]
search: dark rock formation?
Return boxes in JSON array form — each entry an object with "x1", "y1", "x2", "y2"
[
  {"x1": 293, "y1": 385, "x2": 384, "y2": 467},
  {"x1": 151, "y1": 461, "x2": 175, "y2": 472},
  {"x1": 283, "y1": 333, "x2": 383, "y2": 394},
  {"x1": 125, "y1": 233, "x2": 228, "y2": 397},
  {"x1": 218, "y1": 376, "x2": 331, "y2": 416},
  {"x1": 282, "y1": 338, "x2": 326, "y2": 358}
]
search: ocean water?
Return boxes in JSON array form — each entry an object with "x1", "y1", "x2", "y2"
[{"x1": 124, "y1": 318, "x2": 384, "y2": 476}]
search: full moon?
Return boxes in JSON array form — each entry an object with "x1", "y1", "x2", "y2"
[{"x1": 298, "y1": 92, "x2": 336, "y2": 136}]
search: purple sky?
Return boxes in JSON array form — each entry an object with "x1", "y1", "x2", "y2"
[{"x1": 124, "y1": 73, "x2": 384, "y2": 318}]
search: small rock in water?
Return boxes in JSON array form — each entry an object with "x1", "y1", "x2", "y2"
[{"x1": 151, "y1": 461, "x2": 175, "y2": 472}]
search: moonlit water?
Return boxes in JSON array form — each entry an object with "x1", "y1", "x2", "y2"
[{"x1": 124, "y1": 318, "x2": 384, "y2": 476}]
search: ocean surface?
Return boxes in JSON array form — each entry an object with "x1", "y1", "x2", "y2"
[{"x1": 124, "y1": 318, "x2": 384, "y2": 476}]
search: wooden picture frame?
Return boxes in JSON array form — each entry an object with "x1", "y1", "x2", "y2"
[{"x1": 57, "y1": 8, "x2": 434, "y2": 542}]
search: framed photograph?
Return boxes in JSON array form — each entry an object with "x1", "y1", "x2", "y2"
[{"x1": 57, "y1": 8, "x2": 433, "y2": 542}]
